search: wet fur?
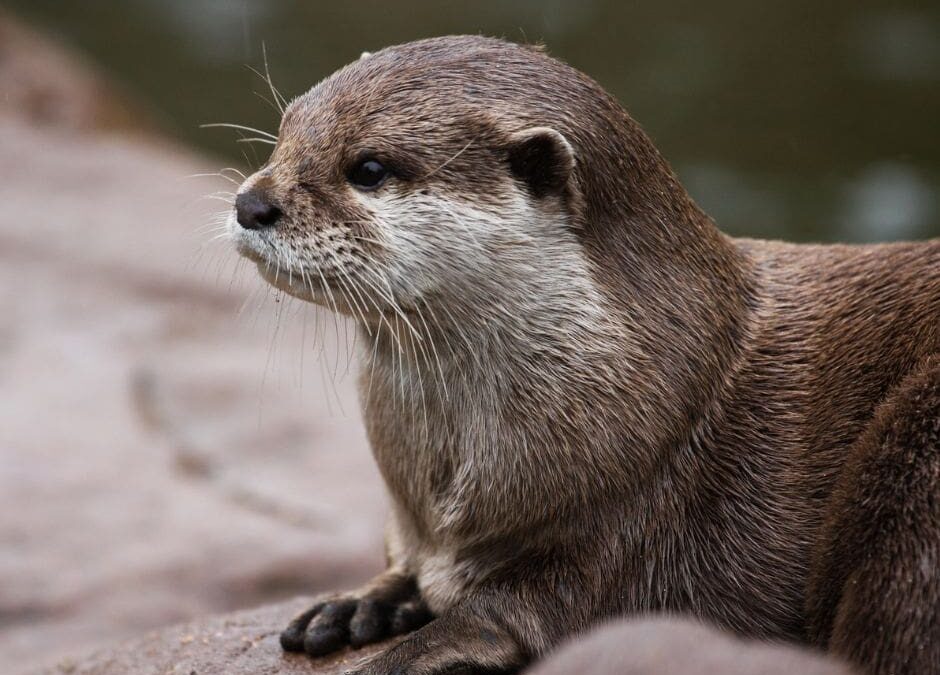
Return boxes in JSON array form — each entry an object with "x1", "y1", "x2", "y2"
[{"x1": 229, "y1": 37, "x2": 940, "y2": 675}]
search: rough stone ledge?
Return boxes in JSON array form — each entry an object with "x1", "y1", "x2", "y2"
[
  {"x1": 36, "y1": 598, "x2": 389, "y2": 675},
  {"x1": 37, "y1": 599, "x2": 857, "y2": 675}
]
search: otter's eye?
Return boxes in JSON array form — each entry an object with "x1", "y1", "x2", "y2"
[{"x1": 348, "y1": 159, "x2": 389, "y2": 191}]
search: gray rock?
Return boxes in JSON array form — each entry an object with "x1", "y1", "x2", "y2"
[{"x1": 34, "y1": 598, "x2": 391, "y2": 675}]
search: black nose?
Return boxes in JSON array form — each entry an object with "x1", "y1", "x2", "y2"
[{"x1": 235, "y1": 191, "x2": 282, "y2": 230}]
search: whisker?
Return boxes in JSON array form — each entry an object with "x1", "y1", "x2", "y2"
[
  {"x1": 311, "y1": 265, "x2": 343, "y2": 385},
  {"x1": 262, "y1": 41, "x2": 289, "y2": 111},
  {"x1": 251, "y1": 90, "x2": 283, "y2": 117},
  {"x1": 423, "y1": 138, "x2": 475, "y2": 179},
  {"x1": 221, "y1": 167, "x2": 248, "y2": 179},
  {"x1": 349, "y1": 234, "x2": 392, "y2": 249},
  {"x1": 203, "y1": 195, "x2": 236, "y2": 205},
  {"x1": 354, "y1": 263, "x2": 424, "y2": 346},
  {"x1": 325, "y1": 252, "x2": 374, "y2": 337},
  {"x1": 185, "y1": 171, "x2": 241, "y2": 187},
  {"x1": 201, "y1": 122, "x2": 278, "y2": 140},
  {"x1": 351, "y1": 265, "x2": 408, "y2": 369},
  {"x1": 322, "y1": 264, "x2": 359, "y2": 372},
  {"x1": 236, "y1": 136, "x2": 277, "y2": 146}
]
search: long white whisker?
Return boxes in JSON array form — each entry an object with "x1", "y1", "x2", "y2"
[
  {"x1": 354, "y1": 270, "x2": 407, "y2": 357},
  {"x1": 324, "y1": 252, "x2": 374, "y2": 337},
  {"x1": 323, "y1": 263, "x2": 363, "y2": 374},
  {"x1": 236, "y1": 137, "x2": 277, "y2": 146},
  {"x1": 201, "y1": 122, "x2": 278, "y2": 140},
  {"x1": 355, "y1": 264, "x2": 424, "y2": 345},
  {"x1": 262, "y1": 42, "x2": 289, "y2": 111},
  {"x1": 312, "y1": 265, "x2": 344, "y2": 386},
  {"x1": 186, "y1": 171, "x2": 241, "y2": 186},
  {"x1": 221, "y1": 167, "x2": 248, "y2": 179}
]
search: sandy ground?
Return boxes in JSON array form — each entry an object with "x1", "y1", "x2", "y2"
[{"x1": 0, "y1": 17, "x2": 387, "y2": 672}]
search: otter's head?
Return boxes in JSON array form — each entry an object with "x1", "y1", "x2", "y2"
[
  {"x1": 228, "y1": 37, "x2": 623, "y2": 326},
  {"x1": 228, "y1": 36, "x2": 739, "y2": 362}
]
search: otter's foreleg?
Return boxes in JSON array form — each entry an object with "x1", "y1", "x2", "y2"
[
  {"x1": 807, "y1": 356, "x2": 940, "y2": 675},
  {"x1": 280, "y1": 567, "x2": 432, "y2": 657}
]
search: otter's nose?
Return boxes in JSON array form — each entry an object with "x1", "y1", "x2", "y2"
[{"x1": 235, "y1": 191, "x2": 282, "y2": 230}]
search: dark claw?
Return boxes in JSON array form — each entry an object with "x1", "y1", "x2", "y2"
[
  {"x1": 281, "y1": 588, "x2": 431, "y2": 659},
  {"x1": 304, "y1": 600, "x2": 358, "y2": 656},
  {"x1": 280, "y1": 603, "x2": 325, "y2": 652},
  {"x1": 305, "y1": 625, "x2": 349, "y2": 656},
  {"x1": 350, "y1": 598, "x2": 390, "y2": 647},
  {"x1": 391, "y1": 601, "x2": 433, "y2": 635}
]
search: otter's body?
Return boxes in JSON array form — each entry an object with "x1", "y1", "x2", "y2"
[
  {"x1": 366, "y1": 237, "x2": 939, "y2": 660},
  {"x1": 227, "y1": 36, "x2": 939, "y2": 675}
]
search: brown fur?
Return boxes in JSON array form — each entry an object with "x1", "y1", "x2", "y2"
[{"x1": 229, "y1": 36, "x2": 940, "y2": 675}]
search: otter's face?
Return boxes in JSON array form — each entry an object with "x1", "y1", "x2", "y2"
[{"x1": 228, "y1": 49, "x2": 579, "y2": 327}]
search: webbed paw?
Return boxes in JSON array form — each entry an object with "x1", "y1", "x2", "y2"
[{"x1": 280, "y1": 577, "x2": 431, "y2": 657}]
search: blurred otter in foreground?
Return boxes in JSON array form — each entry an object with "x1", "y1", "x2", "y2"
[
  {"x1": 529, "y1": 618, "x2": 856, "y2": 675},
  {"x1": 226, "y1": 35, "x2": 939, "y2": 675}
]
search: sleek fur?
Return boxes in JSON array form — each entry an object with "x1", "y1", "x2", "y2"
[{"x1": 227, "y1": 36, "x2": 939, "y2": 675}]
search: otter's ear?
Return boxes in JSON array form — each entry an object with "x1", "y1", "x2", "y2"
[{"x1": 506, "y1": 127, "x2": 575, "y2": 199}]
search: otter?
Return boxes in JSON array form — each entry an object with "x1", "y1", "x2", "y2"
[{"x1": 225, "y1": 36, "x2": 939, "y2": 675}]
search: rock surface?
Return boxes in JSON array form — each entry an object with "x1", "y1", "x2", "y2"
[
  {"x1": 35, "y1": 604, "x2": 858, "y2": 675},
  {"x1": 1, "y1": 12, "x2": 385, "y2": 675},
  {"x1": 36, "y1": 598, "x2": 390, "y2": 675}
]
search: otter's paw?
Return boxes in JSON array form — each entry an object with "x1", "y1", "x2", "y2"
[
  {"x1": 344, "y1": 612, "x2": 524, "y2": 675},
  {"x1": 280, "y1": 596, "x2": 432, "y2": 657}
]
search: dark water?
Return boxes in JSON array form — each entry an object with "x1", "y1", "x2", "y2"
[{"x1": 7, "y1": 0, "x2": 939, "y2": 242}]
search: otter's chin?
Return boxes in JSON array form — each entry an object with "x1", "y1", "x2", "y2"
[
  {"x1": 255, "y1": 260, "x2": 326, "y2": 304},
  {"x1": 254, "y1": 260, "x2": 379, "y2": 321},
  {"x1": 229, "y1": 227, "x2": 335, "y2": 309},
  {"x1": 233, "y1": 237, "x2": 266, "y2": 264}
]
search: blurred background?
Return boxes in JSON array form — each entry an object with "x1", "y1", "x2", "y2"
[
  {"x1": 8, "y1": 0, "x2": 940, "y2": 241},
  {"x1": 0, "y1": 2, "x2": 937, "y2": 674}
]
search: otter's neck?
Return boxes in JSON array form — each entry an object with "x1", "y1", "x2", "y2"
[{"x1": 357, "y1": 222, "x2": 754, "y2": 542}]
